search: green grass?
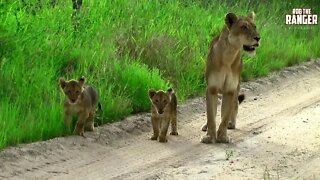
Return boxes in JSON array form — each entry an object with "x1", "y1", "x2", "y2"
[{"x1": 0, "y1": 0, "x2": 319, "y2": 149}]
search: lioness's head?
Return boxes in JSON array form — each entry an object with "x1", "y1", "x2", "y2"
[
  {"x1": 148, "y1": 88, "x2": 174, "y2": 114},
  {"x1": 59, "y1": 76, "x2": 85, "y2": 104},
  {"x1": 225, "y1": 12, "x2": 261, "y2": 55}
]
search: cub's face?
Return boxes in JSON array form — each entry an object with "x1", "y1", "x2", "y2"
[
  {"x1": 59, "y1": 77, "x2": 85, "y2": 104},
  {"x1": 148, "y1": 89, "x2": 173, "y2": 114},
  {"x1": 225, "y1": 12, "x2": 261, "y2": 55}
]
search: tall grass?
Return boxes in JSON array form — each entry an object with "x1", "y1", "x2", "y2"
[{"x1": 0, "y1": 0, "x2": 319, "y2": 149}]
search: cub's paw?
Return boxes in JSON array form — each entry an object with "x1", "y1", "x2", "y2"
[
  {"x1": 73, "y1": 130, "x2": 84, "y2": 137},
  {"x1": 200, "y1": 135, "x2": 213, "y2": 144},
  {"x1": 158, "y1": 136, "x2": 168, "y2": 143},
  {"x1": 150, "y1": 135, "x2": 158, "y2": 140},
  {"x1": 227, "y1": 122, "x2": 236, "y2": 129},
  {"x1": 201, "y1": 123, "x2": 207, "y2": 132},
  {"x1": 170, "y1": 131, "x2": 178, "y2": 135},
  {"x1": 85, "y1": 124, "x2": 94, "y2": 131},
  {"x1": 216, "y1": 135, "x2": 230, "y2": 143}
]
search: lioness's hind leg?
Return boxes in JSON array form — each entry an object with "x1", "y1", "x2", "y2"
[{"x1": 169, "y1": 116, "x2": 178, "y2": 135}]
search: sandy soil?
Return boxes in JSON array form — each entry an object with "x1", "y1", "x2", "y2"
[{"x1": 1, "y1": 59, "x2": 320, "y2": 180}]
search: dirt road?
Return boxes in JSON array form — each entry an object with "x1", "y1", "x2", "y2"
[{"x1": 1, "y1": 60, "x2": 320, "y2": 180}]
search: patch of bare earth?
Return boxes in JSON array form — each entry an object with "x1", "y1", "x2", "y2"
[{"x1": 1, "y1": 59, "x2": 320, "y2": 180}]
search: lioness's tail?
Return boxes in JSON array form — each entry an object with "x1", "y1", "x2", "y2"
[{"x1": 238, "y1": 94, "x2": 245, "y2": 104}]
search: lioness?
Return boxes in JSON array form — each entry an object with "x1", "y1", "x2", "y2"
[
  {"x1": 201, "y1": 12, "x2": 260, "y2": 143},
  {"x1": 148, "y1": 88, "x2": 178, "y2": 143},
  {"x1": 59, "y1": 76, "x2": 100, "y2": 136}
]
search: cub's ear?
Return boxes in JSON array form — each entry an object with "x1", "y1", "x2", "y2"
[
  {"x1": 248, "y1": 11, "x2": 255, "y2": 21},
  {"x1": 59, "y1": 78, "x2": 67, "y2": 89},
  {"x1": 78, "y1": 76, "x2": 85, "y2": 86},
  {"x1": 166, "y1": 88, "x2": 174, "y2": 96},
  {"x1": 148, "y1": 89, "x2": 156, "y2": 99},
  {"x1": 225, "y1": 12, "x2": 238, "y2": 29}
]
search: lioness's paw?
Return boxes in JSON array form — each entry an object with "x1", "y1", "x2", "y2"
[
  {"x1": 150, "y1": 135, "x2": 158, "y2": 140},
  {"x1": 201, "y1": 124, "x2": 208, "y2": 132},
  {"x1": 158, "y1": 136, "x2": 167, "y2": 143},
  {"x1": 200, "y1": 135, "x2": 213, "y2": 144},
  {"x1": 216, "y1": 135, "x2": 230, "y2": 143},
  {"x1": 227, "y1": 123, "x2": 236, "y2": 129},
  {"x1": 170, "y1": 131, "x2": 178, "y2": 135}
]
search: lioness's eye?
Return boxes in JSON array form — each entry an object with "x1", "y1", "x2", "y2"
[
  {"x1": 155, "y1": 99, "x2": 159, "y2": 103},
  {"x1": 76, "y1": 90, "x2": 80, "y2": 94},
  {"x1": 163, "y1": 100, "x2": 167, "y2": 103}
]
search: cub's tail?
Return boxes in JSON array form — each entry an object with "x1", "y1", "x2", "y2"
[
  {"x1": 238, "y1": 94, "x2": 245, "y2": 104},
  {"x1": 97, "y1": 102, "x2": 102, "y2": 112}
]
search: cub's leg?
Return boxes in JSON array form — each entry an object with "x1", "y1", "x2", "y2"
[
  {"x1": 85, "y1": 106, "x2": 95, "y2": 131},
  {"x1": 169, "y1": 115, "x2": 178, "y2": 135},
  {"x1": 151, "y1": 116, "x2": 160, "y2": 140},
  {"x1": 64, "y1": 110, "x2": 72, "y2": 132},
  {"x1": 217, "y1": 92, "x2": 235, "y2": 143},
  {"x1": 74, "y1": 111, "x2": 89, "y2": 136},
  {"x1": 201, "y1": 87, "x2": 218, "y2": 143},
  {"x1": 159, "y1": 118, "x2": 170, "y2": 143}
]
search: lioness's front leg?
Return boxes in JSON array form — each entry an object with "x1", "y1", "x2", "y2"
[
  {"x1": 217, "y1": 92, "x2": 235, "y2": 143},
  {"x1": 159, "y1": 118, "x2": 170, "y2": 143},
  {"x1": 74, "y1": 112, "x2": 89, "y2": 136},
  {"x1": 201, "y1": 87, "x2": 218, "y2": 143},
  {"x1": 151, "y1": 116, "x2": 160, "y2": 140},
  {"x1": 228, "y1": 84, "x2": 240, "y2": 129}
]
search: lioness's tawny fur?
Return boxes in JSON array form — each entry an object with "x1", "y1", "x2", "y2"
[
  {"x1": 201, "y1": 12, "x2": 260, "y2": 143},
  {"x1": 148, "y1": 88, "x2": 178, "y2": 143},
  {"x1": 59, "y1": 76, "x2": 100, "y2": 136}
]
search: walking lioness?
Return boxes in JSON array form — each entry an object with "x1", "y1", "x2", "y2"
[
  {"x1": 148, "y1": 88, "x2": 178, "y2": 143},
  {"x1": 59, "y1": 76, "x2": 100, "y2": 136},
  {"x1": 201, "y1": 12, "x2": 260, "y2": 143}
]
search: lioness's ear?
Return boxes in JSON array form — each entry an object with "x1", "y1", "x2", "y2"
[
  {"x1": 167, "y1": 88, "x2": 174, "y2": 96},
  {"x1": 78, "y1": 76, "x2": 85, "y2": 86},
  {"x1": 148, "y1": 89, "x2": 156, "y2": 99},
  {"x1": 59, "y1": 78, "x2": 67, "y2": 89},
  {"x1": 225, "y1": 12, "x2": 238, "y2": 29},
  {"x1": 248, "y1": 11, "x2": 255, "y2": 21}
]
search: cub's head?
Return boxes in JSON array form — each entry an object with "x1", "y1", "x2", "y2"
[
  {"x1": 225, "y1": 12, "x2": 261, "y2": 55},
  {"x1": 59, "y1": 76, "x2": 85, "y2": 104},
  {"x1": 148, "y1": 88, "x2": 174, "y2": 114}
]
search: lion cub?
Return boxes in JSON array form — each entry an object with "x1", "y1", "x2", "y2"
[
  {"x1": 148, "y1": 88, "x2": 178, "y2": 143},
  {"x1": 59, "y1": 76, "x2": 100, "y2": 136}
]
